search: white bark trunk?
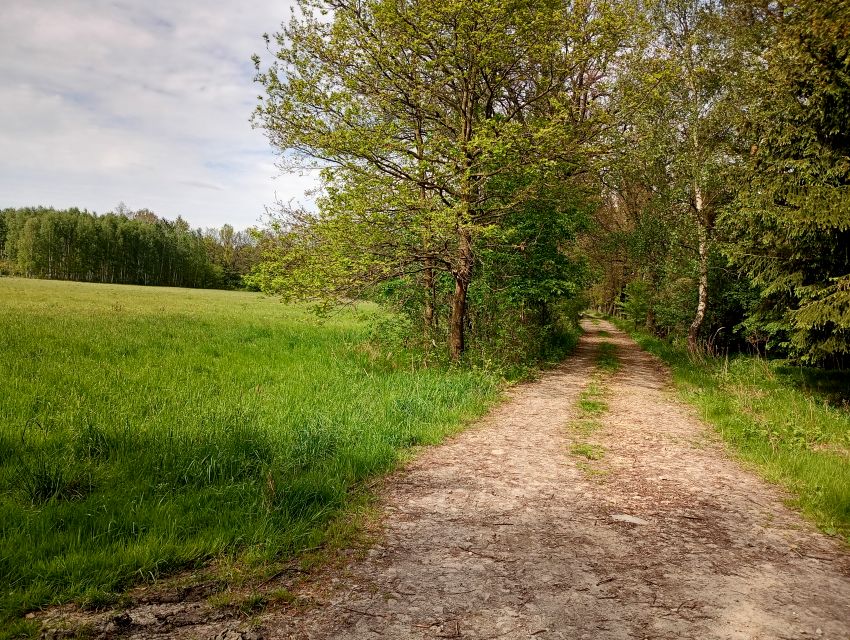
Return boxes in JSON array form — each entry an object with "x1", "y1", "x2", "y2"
[{"x1": 688, "y1": 183, "x2": 708, "y2": 353}]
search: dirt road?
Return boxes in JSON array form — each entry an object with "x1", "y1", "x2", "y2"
[
  {"x1": 55, "y1": 321, "x2": 850, "y2": 639},
  {"x1": 269, "y1": 320, "x2": 850, "y2": 639}
]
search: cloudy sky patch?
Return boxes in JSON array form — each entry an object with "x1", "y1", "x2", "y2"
[{"x1": 0, "y1": 0, "x2": 312, "y2": 229}]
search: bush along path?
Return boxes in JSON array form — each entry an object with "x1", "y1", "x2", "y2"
[{"x1": 40, "y1": 321, "x2": 850, "y2": 639}]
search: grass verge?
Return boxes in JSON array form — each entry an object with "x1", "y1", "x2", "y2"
[{"x1": 612, "y1": 318, "x2": 850, "y2": 542}]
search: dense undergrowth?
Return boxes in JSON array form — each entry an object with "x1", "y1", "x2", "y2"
[
  {"x1": 612, "y1": 319, "x2": 850, "y2": 543},
  {"x1": 0, "y1": 278, "x2": 518, "y2": 631}
]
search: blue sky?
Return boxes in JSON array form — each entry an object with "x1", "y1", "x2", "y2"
[{"x1": 0, "y1": 0, "x2": 316, "y2": 229}]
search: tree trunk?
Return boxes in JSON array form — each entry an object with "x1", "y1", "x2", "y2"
[
  {"x1": 688, "y1": 184, "x2": 709, "y2": 353},
  {"x1": 415, "y1": 113, "x2": 436, "y2": 334},
  {"x1": 423, "y1": 258, "x2": 435, "y2": 330},
  {"x1": 449, "y1": 229, "x2": 473, "y2": 362},
  {"x1": 449, "y1": 82, "x2": 477, "y2": 363},
  {"x1": 646, "y1": 305, "x2": 656, "y2": 333},
  {"x1": 449, "y1": 276, "x2": 468, "y2": 362}
]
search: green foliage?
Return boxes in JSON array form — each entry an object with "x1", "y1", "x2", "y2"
[
  {"x1": 586, "y1": 0, "x2": 848, "y2": 365},
  {"x1": 721, "y1": 0, "x2": 850, "y2": 364},
  {"x1": 0, "y1": 279, "x2": 500, "y2": 627},
  {"x1": 464, "y1": 185, "x2": 592, "y2": 366},
  {"x1": 617, "y1": 281, "x2": 651, "y2": 327},
  {"x1": 250, "y1": 0, "x2": 629, "y2": 362},
  {"x1": 578, "y1": 396, "x2": 607, "y2": 416},
  {"x1": 615, "y1": 319, "x2": 850, "y2": 542},
  {"x1": 593, "y1": 0, "x2": 738, "y2": 346},
  {"x1": 16, "y1": 454, "x2": 92, "y2": 504},
  {"x1": 577, "y1": 380, "x2": 609, "y2": 417},
  {"x1": 0, "y1": 207, "x2": 260, "y2": 290}
]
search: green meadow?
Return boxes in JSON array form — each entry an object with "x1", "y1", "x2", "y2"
[{"x1": 0, "y1": 278, "x2": 499, "y2": 626}]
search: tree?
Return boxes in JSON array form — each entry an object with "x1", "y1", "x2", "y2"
[
  {"x1": 587, "y1": 0, "x2": 737, "y2": 347},
  {"x1": 639, "y1": 0, "x2": 737, "y2": 351},
  {"x1": 721, "y1": 0, "x2": 850, "y2": 363},
  {"x1": 252, "y1": 0, "x2": 631, "y2": 360}
]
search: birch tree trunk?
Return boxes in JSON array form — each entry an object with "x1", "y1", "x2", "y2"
[{"x1": 688, "y1": 183, "x2": 708, "y2": 353}]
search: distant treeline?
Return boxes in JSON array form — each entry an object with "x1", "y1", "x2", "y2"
[{"x1": 0, "y1": 206, "x2": 261, "y2": 289}]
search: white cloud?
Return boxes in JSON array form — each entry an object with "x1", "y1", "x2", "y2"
[{"x1": 0, "y1": 0, "x2": 314, "y2": 229}]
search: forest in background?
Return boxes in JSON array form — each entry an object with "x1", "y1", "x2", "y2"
[
  {"x1": 0, "y1": 205, "x2": 261, "y2": 289},
  {"x1": 249, "y1": 0, "x2": 848, "y2": 369}
]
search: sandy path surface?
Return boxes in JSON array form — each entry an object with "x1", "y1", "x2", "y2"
[{"x1": 51, "y1": 321, "x2": 850, "y2": 639}]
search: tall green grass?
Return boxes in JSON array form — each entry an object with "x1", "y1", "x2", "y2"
[
  {"x1": 613, "y1": 320, "x2": 850, "y2": 542},
  {"x1": 0, "y1": 278, "x2": 500, "y2": 627}
]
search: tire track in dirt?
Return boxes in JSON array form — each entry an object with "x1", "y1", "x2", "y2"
[{"x1": 560, "y1": 321, "x2": 850, "y2": 639}]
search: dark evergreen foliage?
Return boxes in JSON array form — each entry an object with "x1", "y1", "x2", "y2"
[{"x1": 722, "y1": 0, "x2": 850, "y2": 364}]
